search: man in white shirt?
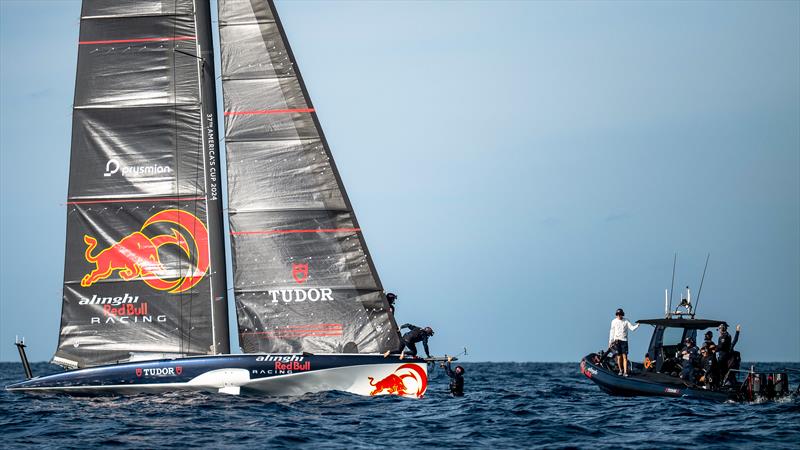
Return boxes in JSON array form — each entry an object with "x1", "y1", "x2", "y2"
[{"x1": 609, "y1": 308, "x2": 639, "y2": 377}]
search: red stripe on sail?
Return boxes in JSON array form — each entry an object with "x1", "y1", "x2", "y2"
[
  {"x1": 242, "y1": 331, "x2": 343, "y2": 337},
  {"x1": 231, "y1": 228, "x2": 360, "y2": 236},
  {"x1": 223, "y1": 108, "x2": 315, "y2": 116},
  {"x1": 67, "y1": 196, "x2": 205, "y2": 205},
  {"x1": 242, "y1": 323, "x2": 344, "y2": 337},
  {"x1": 273, "y1": 324, "x2": 343, "y2": 330},
  {"x1": 79, "y1": 36, "x2": 196, "y2": 45}
]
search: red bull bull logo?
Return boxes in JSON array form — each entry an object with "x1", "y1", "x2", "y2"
[
  {"x1": 367, "y1": 364, "x2": 427, "y2": 398},
  {"x1": 80, "y1": 209, "x2": 209, "y2": 293}
]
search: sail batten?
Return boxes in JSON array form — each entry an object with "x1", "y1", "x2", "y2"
[
  {"x1": 55, "y1": 0, "x2": 228, "y2": 368},
  {"x1": 218, "y1": 0, "x2": 399, "y2": 354}
]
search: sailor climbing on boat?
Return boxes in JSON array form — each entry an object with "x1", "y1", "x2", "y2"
[
  {"x1": 383, "y1": 323, "x2": 435, "y2": 359},
  {"x1": 608, "y1": 308, "x2": 639, "y2": 377}
]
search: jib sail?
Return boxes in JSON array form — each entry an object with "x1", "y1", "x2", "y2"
[
  {"x1": 55, "y1": 0, "x2": 228, "y2": 368},
  {"x1": 217, "y1": 0, "x2": 400, "y2": 354}
]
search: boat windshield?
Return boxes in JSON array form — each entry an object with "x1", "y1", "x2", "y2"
[{"x1": 662, "y1": 327, "x2": 684, "y2": 347}]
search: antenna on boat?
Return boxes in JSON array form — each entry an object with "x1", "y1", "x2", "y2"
[
  {"x1": 668, "y1": 253, "x2": 677, "y2": 317},
  {"x1": 693, "y1": 253, "x2": 710, "y2": 317},
  {"x1": 664, "y1": 289, "x2": 670, "y2": 318}
]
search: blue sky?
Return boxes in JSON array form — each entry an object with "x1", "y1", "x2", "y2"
[{"x1": 1, "y1": 1, "x2": 798, "y2": 363}]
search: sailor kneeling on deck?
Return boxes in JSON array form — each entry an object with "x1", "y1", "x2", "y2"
[
  {"x1": 398, "y1": 324, "x2": 434, "y2": 359},
  {"x1": 384, "y1": 323, "x2": 435, "y2": 359}
]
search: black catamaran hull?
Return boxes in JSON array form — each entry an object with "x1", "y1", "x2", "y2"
[
  {"x1": 580, "y1": 355, "x2": 733, "y2": 402},
  {"x1": 6, "y1": 354, "x2": 428, "y2": 398}
]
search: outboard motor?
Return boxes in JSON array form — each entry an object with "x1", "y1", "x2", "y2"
[
  {"x1": 741, "y1": 370, "x2": 790, "y2": 401},
  {"x1": 773, "y1": 372, "x2": 790, "y2": 397}
]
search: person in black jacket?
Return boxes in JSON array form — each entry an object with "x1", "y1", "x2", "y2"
[
  {"x1": 680, "y1": 337, "x2": 700, "y2": 383},
  {"x1": 699, "y1": 345, "x2": 717, "y2": 389},
  {"x1": 386, "y1": 292, "x2": 397, "y2": 316},
  {"x1": 397, "y1": 323, "x2": 434, "y2": 359},
  {"x1": 702, "y1": 330, "x2": 717, "y2": 353},
  {"x1": 443, "y1": 356, "x2": 465, "y2": 396},
  {"x1": 717, "y1": 323, "x2": 741, "y2": 385}
]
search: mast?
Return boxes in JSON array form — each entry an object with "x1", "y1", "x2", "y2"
[
  {"x1": 217, "y1": 0, "x2": 400, "y2": 354},
  {"x1": 54, "y1": 0, "x2": 229, "y2": 368},
  {"x1": 195, "y1": 0, "x2": 230, "y2": 355}
]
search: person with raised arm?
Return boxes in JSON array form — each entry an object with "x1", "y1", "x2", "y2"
[{"x1": 443, "y1": 356, "x2": 465, "y2": 396}]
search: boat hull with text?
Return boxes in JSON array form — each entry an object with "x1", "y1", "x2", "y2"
[{"x1": 6, "y1": 354, "x2": 429, "y2": 398}]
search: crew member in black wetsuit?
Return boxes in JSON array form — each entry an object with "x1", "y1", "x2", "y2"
[
  {"x1": 717, "y1": 323, "x2": 741, "y2": 385},
  {"x1": 397, "y1": 323, "x2": 434, "y2": 359},
  {"x1": 443, "y1": 356, "x2": 465, "y2": 396},
  {"x1": 386, "y1": 292, "x2": 397, "y2": 316}
]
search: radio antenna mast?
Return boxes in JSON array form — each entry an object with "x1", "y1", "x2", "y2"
[
  {"x1": 669, "y1": 253, "x2": 677, "y2": 313},
  {"x1": 693, "y1": 253, "x2": 710, "y2": 316}
]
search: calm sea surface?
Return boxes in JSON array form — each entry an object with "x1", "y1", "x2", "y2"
[{"x1": 2, "y1": 362, "x2": 798, "y2": 449}]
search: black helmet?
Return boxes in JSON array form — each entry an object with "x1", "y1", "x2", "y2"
[
  {"x1": 685, "y1": 337, "x2": 695, "y2": 344},
  {"x1": 386, "y1": 292, "x2": 397, "y2": 302},
  {"x1": 615, "y1": 308, "x2": 625, "y2": 317},
  {"x1": 424, "y1": 327, "x2": 434, "y2": 336},
  {"x1": 704, "y1": 331, "x2": 713, "y2": 339},
  {"x1": 455, "y1": 365, "x2": 465, "y2": 374}
]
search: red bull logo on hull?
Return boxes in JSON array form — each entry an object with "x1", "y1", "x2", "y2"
[
  {"x1": 367, "y1": 364, "x2": 428, "y2": 398},
  {"x1": 80, "y1": 209, "x2": 209, "y2": 293}
]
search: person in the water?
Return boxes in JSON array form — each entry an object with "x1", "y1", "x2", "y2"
[
  {"x1": 443, "y1": 356, "x2": 465, "y2": 396},
  {"x1": 608, "y1": 308, "x2": 639, "y2": 377}
]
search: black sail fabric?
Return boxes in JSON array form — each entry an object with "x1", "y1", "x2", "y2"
[
  {"x1": 218, "y1": 0, "x2": 400, "y2": 354},
  {"x1": 55, "y1": 0, "x2": 229, "y2": 368}
]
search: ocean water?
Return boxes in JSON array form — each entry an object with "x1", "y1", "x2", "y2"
[{"x1": 1, "y1": 362, "x2": 798, "y2": 449}]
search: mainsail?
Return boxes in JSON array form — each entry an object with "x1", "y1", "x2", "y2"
[
  {"x1": 55, "y1": 0, "x2": 228, "y2": 368},
  {"x1": 217, "y1": 0, "x2": 400, "y2": 353}
]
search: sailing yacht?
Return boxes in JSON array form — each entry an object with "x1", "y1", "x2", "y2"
[{"x1": 7, "y1": 0, "x2": 430, "y2": 398}]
